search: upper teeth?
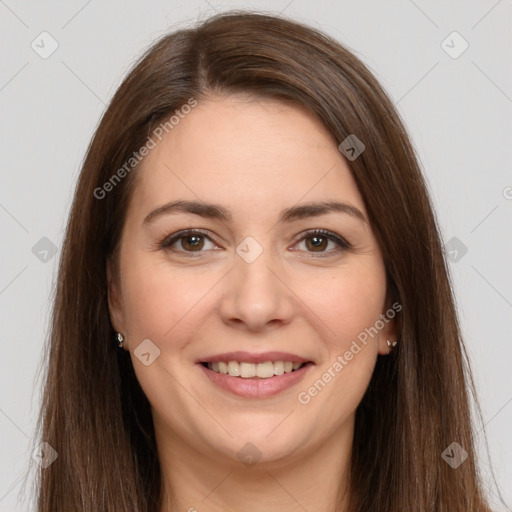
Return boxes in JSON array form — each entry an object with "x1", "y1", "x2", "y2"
[{"x1": 207, "y1": 361, "x2": 303, "y2": 379}]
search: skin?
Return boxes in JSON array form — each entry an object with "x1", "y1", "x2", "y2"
[{"x1": 107, "y1": 95, "x2": 398, "y2": 512}]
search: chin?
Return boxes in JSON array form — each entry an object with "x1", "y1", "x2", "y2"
[{"x1": 212, "y1": 425, "x2": 310, "y2": 468}]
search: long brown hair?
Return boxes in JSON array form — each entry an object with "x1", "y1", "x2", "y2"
[{"x1": 27, "y1": 10, "x2": 506, "y2": 511}]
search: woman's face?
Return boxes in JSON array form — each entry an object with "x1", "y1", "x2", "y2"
[{"x1": 108, "y1": 95, "x2": 397, "y2": 466}]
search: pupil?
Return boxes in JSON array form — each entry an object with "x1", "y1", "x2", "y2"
[
  {"x1": 308, "y1": 235, "x2": 326, "y2": 251},
  {"x1": 184, "y1": 235, "x2": 203, "y2": 250}
]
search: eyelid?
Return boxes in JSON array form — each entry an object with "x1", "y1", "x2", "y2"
[
  {"x1": 158, "y1": 228, "x2": 351, "y2": 255},
  {"x1": 158, "y1": 228, "x2": 219, "y2": 252},
  {"x1": 293, "y1": 228, "x2": 351, "y2": 249}
]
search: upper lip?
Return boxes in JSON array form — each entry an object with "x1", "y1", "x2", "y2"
[{"x1": 197, "y1": 351, "x2": 312, "y2": 364}]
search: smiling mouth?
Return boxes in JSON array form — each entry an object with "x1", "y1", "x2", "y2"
[{"x1": 200, "y1": 360, "x2": 311, "y2": 379}]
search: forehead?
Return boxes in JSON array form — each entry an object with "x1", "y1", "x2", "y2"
[{"x1": 128, "y1": 96, "x2": 366, "y2": 220}]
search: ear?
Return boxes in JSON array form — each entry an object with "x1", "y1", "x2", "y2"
[
  {"x1": 106, "y1": 258, "x2": 126, "y2": 339},
  {"x1": 377, "y1": 296, "x2": 402, "y2": 356}
]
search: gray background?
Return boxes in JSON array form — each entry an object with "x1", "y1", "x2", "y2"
[{"x1": 1, "y1": 0, "x2": 511, "y2": 510}]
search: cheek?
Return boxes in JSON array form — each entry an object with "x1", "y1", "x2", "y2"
[
  {"x1": 296, "y1": 259, "x2": 387, "y2": 350},
  {"x1": 120, "y1": 252, "x2": 215, "y2": 341},
  {"x1": 298, "y1": 262, "x2": 386, "y2": 416}
]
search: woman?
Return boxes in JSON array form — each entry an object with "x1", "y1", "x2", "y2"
[{"x1": 31, "y1": 10, "x2": 504, "y2": 512}]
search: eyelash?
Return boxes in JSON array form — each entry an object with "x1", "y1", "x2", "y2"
[{"x1": 157, "y1": 228, "x2": 351, "y2": 257}]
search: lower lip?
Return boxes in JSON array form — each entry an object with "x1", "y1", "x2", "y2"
[{"x1": 197, "y1": 362, "x2": 314, "y2": 398}]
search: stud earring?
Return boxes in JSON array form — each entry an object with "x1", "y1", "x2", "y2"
[
  {"x1": 386, "y1": 339, "x2": 398, "y2": 349},
  {"x1": 116, "y1": 332, "x2": 124, "y2": 348}
]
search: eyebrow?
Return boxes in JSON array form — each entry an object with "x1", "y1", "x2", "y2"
[{"x1": 143, "y1": 199, "x2": 367, "y2": 225}]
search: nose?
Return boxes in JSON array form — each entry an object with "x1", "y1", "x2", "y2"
[{"x1": 218, "y1": 244, "x2": 295, "y2": 332}]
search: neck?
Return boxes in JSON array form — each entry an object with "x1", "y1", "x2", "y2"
[{"x1": 156, "y1": 415, "x2": 354, "y2": 512}]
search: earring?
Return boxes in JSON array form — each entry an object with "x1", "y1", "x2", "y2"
[
  {"x1": 386, "y1": 339, "x2": 398, "y2": 349},
  {"x1": 116, "y1": 332, "x2": 124, "y2": 348}
]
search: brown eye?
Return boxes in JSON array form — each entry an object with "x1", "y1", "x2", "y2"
[
  {"x1": 295, "y1": 229, "x2": 351, "y2": 256},
  {"x1": 304, "y1": 235, "x2": 329, "y2": 252},
  {"x1": 159, "y1": 229, "x2": 217, "y2": 254},
  {"x1": 180, "y1": 234, "x2": 205, "y2": 251}
]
